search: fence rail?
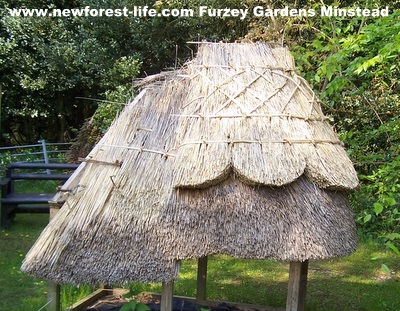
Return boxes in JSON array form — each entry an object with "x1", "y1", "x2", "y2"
[{"x1": 0, "y1": 140, "x2": 72, "y2": 169}]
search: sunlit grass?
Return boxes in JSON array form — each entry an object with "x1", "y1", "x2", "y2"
[
  {"x1": 1, "y1": 213, "x2": 399, "y2": 311},
  {"x1": 0, "y1": 214, "x2": 49, "y2": 311}
]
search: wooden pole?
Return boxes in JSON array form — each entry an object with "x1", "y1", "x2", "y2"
[
  {"x1": 0, "y1": 83, "x2": 2, "y2": 137},
  {"x1": 196, "y1": 256, "x2": 208, "y2": 301},
  {"x1": 286, "y1": 260, "x2": 309, "y2": 311},
  {"x1": 46, "y1": 281, "x2": 60, "y2": 311},
  {"x1": 47, "y1": 204, "x2": 62, "y2": 311},
  {"x1": 161, "y1": 281, "x2": 174, "y2": 311}
]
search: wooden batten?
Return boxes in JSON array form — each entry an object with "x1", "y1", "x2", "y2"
[{"x1": 49, "y1": 202, "x2": 63, "y2": 220}]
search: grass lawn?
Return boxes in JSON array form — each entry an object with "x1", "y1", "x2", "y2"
[{"x1": 1, "y1": 214, "x2": 399, "y2": 311}]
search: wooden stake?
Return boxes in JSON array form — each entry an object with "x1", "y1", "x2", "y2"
[
  {"x1": 196, "y1": 256, "x2": 208, "y2": 301},
  {"x1": 286, "y1": 260, "x2": 309, "y2": 311},
  {"x1": 161, "y1": 281, "x2": 174, "y2": 311}
]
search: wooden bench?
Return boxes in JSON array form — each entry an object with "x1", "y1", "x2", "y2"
[{"x1": 1, "y1": 163, "x2": 79, "y2": 229}]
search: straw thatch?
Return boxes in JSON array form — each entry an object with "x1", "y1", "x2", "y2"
[{"x1": 21, "y1": 42, "x2": 358, "y2": 285}]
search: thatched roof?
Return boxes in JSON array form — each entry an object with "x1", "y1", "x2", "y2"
[{"x1": 21, "y1": 42, "x2": 358, "y2": 285}]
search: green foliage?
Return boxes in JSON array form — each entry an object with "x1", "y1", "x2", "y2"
[
  {"x1": 120, "y1": 300, "x2": 151, "y2": 311},
  {"x1": 1, "y1": 0, "x2": 252, "y2": 144},
  {"x1": 353, "y1": 157, "x2": 400, "y2": 254},
  {"x1": 92, "y1": 56, "x2": 140, "y2": 133},
  {"x1": 291, "y1": 5, "x2": 400, "y2": 98},
  {"x1": 0, "y1": 0, "x2": 143, "y2": 144},
  {"x1": 283, "y1": 6, "x2": 400, "y2": 252}
]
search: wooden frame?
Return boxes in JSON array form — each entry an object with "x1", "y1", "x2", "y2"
[{"x1": 45, "y1": 253, "x2": 309, "y2": 311}]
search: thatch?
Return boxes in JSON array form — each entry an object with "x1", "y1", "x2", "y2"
[{"x1": 21, "y1": 42, "x2": 358, "y2": 285}]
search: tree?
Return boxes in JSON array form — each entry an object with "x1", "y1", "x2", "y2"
[
  {"x1": 0, "y1": 0, "x2": 141, "y2": 144},
  {"x1": 1, "y1": 0, "x2": 252, "y2": 145}
]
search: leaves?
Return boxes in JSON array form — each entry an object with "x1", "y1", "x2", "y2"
[
  {"x1": 381, "y1": 264, "x2": 391, "y2": 274},
  {"x1": 137, "y1": 302, "x2": 151, "y2": 311},
  {"x1": 363, "y1": 214, "x2": 372, "y2": 223},
  {"x1": 386, "y1": 242, "x2": 400, "y2": 256},
  {"x1": 120, "y1": 301, "x2": 137, "y2": 311},
  {"x1": 120, "y1": 301, "x2": 151, "y2": 311},
  {"x1": 374, "y1": 203, "x2": 383, "y2": 215}
]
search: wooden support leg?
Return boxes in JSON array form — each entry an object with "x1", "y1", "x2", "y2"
[
  {"x1": 196, "y1": 256, "x2": 208, "y2": 301},
  {"x1": 47, "y1": 205, "x2": 61, "y2": 311},
  {"x1": 161, "y1": 281, "x2": 174, "y2": 311},
  {"x1": 1, "y1": 205, "x2": 8, "y2": 229},
  {"x1": 286, "y1": 260, "x2": 309, "y2": 311},
  {"x1": 47, "y1": 281, "x2": 60, "y2": 311}
]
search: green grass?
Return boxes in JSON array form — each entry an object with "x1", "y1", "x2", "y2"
[
  {"x1": 0, "y1": 214, "x2": 49, "y2": 311},
  {"x1": 14, "y1": 179, "x2": 63, "y2": 194},
  {"x1": 1, "y1": 214, "x2": 399, "y2": 311},
  {"x1": 130, "y1": 245, "x2": 400, "y2": 311}
]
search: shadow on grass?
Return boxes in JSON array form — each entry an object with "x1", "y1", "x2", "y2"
[{"x1": 170, "y1": 253, "x2": 400, "y2": 311}]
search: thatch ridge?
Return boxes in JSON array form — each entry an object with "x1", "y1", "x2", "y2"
[{"x1": 22, "y1": 42, "x2": 358, "y2": 285}]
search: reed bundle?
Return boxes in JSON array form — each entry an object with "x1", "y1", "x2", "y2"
[{"x1": 22, "y1": 42, "x2": 358, "y2": 285}]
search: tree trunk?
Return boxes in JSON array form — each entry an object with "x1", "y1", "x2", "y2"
[{"x1": 57, "y1": 93, "x2": 66, "y2": 142}]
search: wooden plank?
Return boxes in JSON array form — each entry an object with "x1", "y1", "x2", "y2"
[
  {"x1": 196, "y1": 256, "x2": 208, "y2": 301},
  {"x1": 286, "y1": 261, "x2": 308, "y2": 311},
  {"x1": 9, "y1": 163, "x2": 79, "y2": 170},
  {"x1": 15, "y1": 206, "x2": 49, "y2": 213},
  {"x1": 148, "y1": 292, "x2": 285, "y2": 311},
  {"x1": 64, "y1": 288, "x2": 107, "y2": 311},
  {"x1": 161, "y1": 282, "x2": 174, "y2": 311},
  {"x1": 2, "y1": 193, "x2": 54, "y2": 204},
  {"x1": 65, "y1": 288, "x2": 128, "y2": 311},
  {"x1": 10, "y1": 173, "x2": 71, "y2": 180}
]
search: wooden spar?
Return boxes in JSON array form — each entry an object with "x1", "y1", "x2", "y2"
[{"x1": 286, "y1": 261, "x2": 309, "y2": 311}]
